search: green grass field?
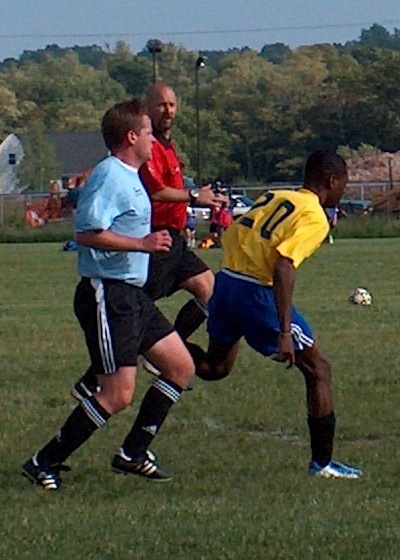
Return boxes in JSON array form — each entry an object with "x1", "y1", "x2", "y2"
[{"x1": 1, "y1": 240, "x2": 400, "y2": 560}]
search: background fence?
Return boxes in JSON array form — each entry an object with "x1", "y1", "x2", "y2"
[
  {"x1": 0, "y1": 181, "x2": 396, "y2": 228},
  {"x1": 235, "y1": 181, "x2": 395, "y2": 201}
]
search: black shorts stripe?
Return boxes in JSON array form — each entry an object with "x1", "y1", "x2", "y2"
[{"x1": 74, "y1": 278, "x2": 174, "y2": 375}]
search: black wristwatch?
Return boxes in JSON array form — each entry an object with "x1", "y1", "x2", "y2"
[{"x1": 189, "y1": 188, "x2": 200, "y2": 205}]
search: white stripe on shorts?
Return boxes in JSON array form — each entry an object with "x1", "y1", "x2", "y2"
[
  {"x1": 291, "y1": 323, "x2": 314, "y2": 351},
  {"x1": 221, "y1": 268, "x2": 264, "y2": 285},
  {"x1": 91, "y1": 278, "x2": 116, "y2": 373}
]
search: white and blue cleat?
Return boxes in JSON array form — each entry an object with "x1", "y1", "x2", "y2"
[{"x1": 309, "y1": 460, "x2": 363, "y2": 479}]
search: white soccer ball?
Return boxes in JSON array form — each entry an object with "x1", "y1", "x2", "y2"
[{"x1": 349, "y1": 287, "x2": 372, "y2": 306}]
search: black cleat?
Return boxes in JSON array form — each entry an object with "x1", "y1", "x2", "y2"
[
  {"x1": 111, "y1": 449, "x2": 172, "y2": 482},
  {"x1": 22, "y1": 454, "x2": 71, "y2": 491},
  {"x1": 71, "y1": 375, "x2": 101, "y2": 402}
]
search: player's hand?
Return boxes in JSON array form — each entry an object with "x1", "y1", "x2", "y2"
[
  {"x1": 142, "y1": 230, "x2": 172, "y2": 253},
  {"x1": 197, "y1": 185, "x2": 229, "y2": 207},
  {"x1": 273, "y1": 332, "x2": 295, "y2": 369}
]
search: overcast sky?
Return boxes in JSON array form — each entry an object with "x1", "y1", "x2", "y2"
[{"x1": 1, "y1": 0, "x2": 400, "y2": 61}]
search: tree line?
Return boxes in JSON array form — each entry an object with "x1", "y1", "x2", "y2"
[{"x1": 1, "y1": 23, "x2": 400, "y2": 188}]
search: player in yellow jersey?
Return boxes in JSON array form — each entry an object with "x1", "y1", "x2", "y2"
[{"x1": 189, "y1": 150, "x2": 363, "y2": 479}]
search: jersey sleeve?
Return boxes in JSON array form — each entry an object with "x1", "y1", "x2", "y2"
[
  {"x1": 75, "y1": 176, "x2": 129, "y2": 233},
  {"x1": 275, "y1": 210, "x2": 329, "y2": 268}
]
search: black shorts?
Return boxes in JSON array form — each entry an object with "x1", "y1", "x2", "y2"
[
  {"x1": 143, "y1": 230, "x2": 209, "y2": 301},
  {"x1": 209, "y1": 223, "x2": 223, "y2": 236},
  {"x1": 74, "y1": 278, "x2": 174, "y2": 375}
]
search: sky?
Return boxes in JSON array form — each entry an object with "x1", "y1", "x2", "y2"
[{"x1": 1, "y1": 0, "x2": 400, "y2": 62}]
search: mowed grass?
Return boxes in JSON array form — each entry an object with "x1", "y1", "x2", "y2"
[{"x1": 1, "y1": 239, "x2": 400, "y2": 560}]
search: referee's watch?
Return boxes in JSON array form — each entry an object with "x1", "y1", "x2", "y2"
[{"x1": 189, "y1": 188, "x2": 200, "y2": 205}]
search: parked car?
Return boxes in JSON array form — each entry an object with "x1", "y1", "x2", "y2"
[
  {"x1": 338, "y1": 199, "x2": 373, "y2": 216},
  {"x1": 184, "y1": 176, "x2": 197, "y2": 190},
  {"x1": 190, "y1": 193, "x2": 256, "y2": 221},
  {"x1": 230, "y1": 193, "x2": 256, "y2": 218}
]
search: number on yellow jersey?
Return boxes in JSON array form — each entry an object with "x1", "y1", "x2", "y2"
[{"x1": 239, "y1": 192, "x2": 295, "y2": 239}]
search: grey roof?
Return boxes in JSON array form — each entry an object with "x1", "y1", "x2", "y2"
[
  {"x1": 46, "y1": 132, "x2": 108, "y2": 176},
  {"x1": 19, "y1": 132, "x2": 109, "y2": 177}
]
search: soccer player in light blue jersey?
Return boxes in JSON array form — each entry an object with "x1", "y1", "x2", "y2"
[{"x1": 22, "y1": 100, "x2": 195, "y2": 490}]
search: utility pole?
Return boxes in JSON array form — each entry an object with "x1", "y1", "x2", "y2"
[
  {"x1": 147, "y1": 39, "x2": 164, "y2": 84},
  {"x1": 195, "y1": 56, "x2": 206, "y2": 184}
]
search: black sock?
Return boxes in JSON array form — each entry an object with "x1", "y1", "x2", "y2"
[
  {"x1": 307, "y1": 412, "x2": 336, "y2": 467},
  {"x1": 121, "y1": 376, "x2": 182, "y2": 462},
  {"x1": 174, "y1": 298, "x2": 207, "y2": 340},
  {"x1": 185, "y1": 341, "x2": 208, "y2": 369},
  {"x1": 36, "y1": 396, "x2": 110, "y2": 465},
  {"x1": 82, "y1": 365, "x2": 97, "y2": 386}
]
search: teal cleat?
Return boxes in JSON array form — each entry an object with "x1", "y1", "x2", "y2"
[{"x1": 309, "y1": 460, "x2": 363, "y2": 479}]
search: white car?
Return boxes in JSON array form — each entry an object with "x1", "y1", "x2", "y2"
[
  {"x1": 230, "y1": 193, "x2": 256, "y2": 218},
  {"x1": 190, "y1": 193, "x2": 256, "y2": 221}
]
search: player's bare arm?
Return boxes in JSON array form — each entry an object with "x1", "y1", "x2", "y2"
[
  {"x1": 272, "y1": 255, "x2": 296, "y2": 366},
  {"x1": 76, "y1": 230, "x2": 172, "y2": 253}
]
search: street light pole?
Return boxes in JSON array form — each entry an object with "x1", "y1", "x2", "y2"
[
  {"x1": 195, "y1": 56, "x2": 206, "y2": 184},
  {"x1": 146, "y1": 39, "x2": 164, "y2": 84}
]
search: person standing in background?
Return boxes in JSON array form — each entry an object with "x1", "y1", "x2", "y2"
[
  {"x1": 325, "y1": 206, "x2": 339, "y2": 244},
  {"x1": 138, "y1": 82, "x2": 227, "y2": 375},
  {"x1": 185, "y1": 208, "x2": 198, "y2": 249}
]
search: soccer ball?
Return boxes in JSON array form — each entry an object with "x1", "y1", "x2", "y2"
[{"x1": 349, "y1": 287, "x2": 372, "y2": 306}]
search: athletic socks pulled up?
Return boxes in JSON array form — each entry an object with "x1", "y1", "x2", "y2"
[
  {"x1": 121, "y1": 376, "x2": 182, "y2": 461},
  {"x1": 36, "y1": 396, "x2": 110, "y2": 466}
]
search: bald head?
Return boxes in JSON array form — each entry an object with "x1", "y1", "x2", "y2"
[{"x1": 145, "y1": 82, "x2": 178, "y2": 137}]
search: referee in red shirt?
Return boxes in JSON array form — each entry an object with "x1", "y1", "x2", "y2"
[{"x1": 140, "y1": 83, "x2": 226, "y2": 373}]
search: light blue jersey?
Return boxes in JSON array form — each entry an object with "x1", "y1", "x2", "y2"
[{"x1": 75, "y1": 156, "x2": 151, "y2": 286}]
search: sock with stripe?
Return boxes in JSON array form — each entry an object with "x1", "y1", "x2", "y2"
[
  {"x1": 307, "y1": 411, "x2": 336, "y2": 467},
  {"x1": 121, "y1": 376, "x2": 182, "y2": 462},
  {"x1": 36, "y1": 396, "x2": 110, "y2": 465}
]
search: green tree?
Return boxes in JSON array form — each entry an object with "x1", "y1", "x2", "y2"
[
  {"x1": 259, "y1": 43, "x2": 291, "y2": 64},
  {"x1": 0, "y1": 79, "x2": 21, "y2": 138},
  {"x1": 174, "y1": 102, "x2": 236, "y2": 182},
  {"x1": 108, "y1": 41, "x2": 152, "y2": 97},
  {"x1": 359, "y1": 24, "x2": 396, "y2": 50},
  {"x1": 155, "y1": 43, "x2": 210, "y2": 97},
  {"x1": 359, "y1": 49, "x2": 400, "y2": 150},
  {"x1": 2, "y1": 52, "x2": 126, "y2": 131},
  {"x1": 18, "y1": 124, "x2": 61, "y2": 191},
  {"x1": 207, "y1": 51, "x2": 277, "y2": 180}
]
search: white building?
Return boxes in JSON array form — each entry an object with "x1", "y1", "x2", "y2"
[
  {"x1": 0, "y1": 134, "x2": 24, "y2": 194},
  {"x1": 0, "y1": 131, "x2": 108, "y2": 194}
]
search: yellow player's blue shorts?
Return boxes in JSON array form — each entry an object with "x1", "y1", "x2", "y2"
[{"x1": 207, "y1": 270, "x2": 314, "y2": 356}]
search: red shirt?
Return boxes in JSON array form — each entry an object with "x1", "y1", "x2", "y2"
[
  {"x1": 211, "y1": 206, "x2": 233, "y2": 228},
  {"x1": 140, "y1": 133, "x2": 188, "y2": 231}
]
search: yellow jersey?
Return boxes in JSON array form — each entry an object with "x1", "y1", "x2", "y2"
[{"x1": 221, "y1": 189, "x2": 329, "y2": 286}]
